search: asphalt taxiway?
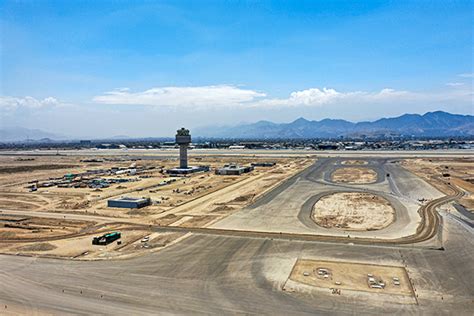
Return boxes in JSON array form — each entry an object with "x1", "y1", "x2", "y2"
[
  {"x1": 1, "y1": 156, "x2": 472, "y2": 314},
  {"x1": 212, "y1": 158, "x2": 441, "y2": 241},
  {"x1": 1, "y1": 214, "x2": 473, "y2": 315}
]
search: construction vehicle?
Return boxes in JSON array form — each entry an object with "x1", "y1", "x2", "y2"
[
  {"x1": 92, "y1": 232, "x2": 121, "y2": 245},
  {"x1": 368, "y1": 275, "x2": 386, "y2": 289}
]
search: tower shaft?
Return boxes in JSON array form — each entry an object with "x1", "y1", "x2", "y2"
[
  {"x1": 179, "y1": 144, "x2": 188, "y2": 169},
  {"x1": 176, "y1": 128, "x2": 191, "y2": 169}
]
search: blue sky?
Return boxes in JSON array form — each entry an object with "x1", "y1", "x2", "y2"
[{"x1": 1, "y1": 0, "x2": 473, "y2": 138}]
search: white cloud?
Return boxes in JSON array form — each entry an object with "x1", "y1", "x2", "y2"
[
  {"x1": 254, "y1": 87, "x2": 417, "y2": 107},
  {"x1": 458, "y1": 73, "x2": 473, "y2": 78},
  {"x1": 446, "y1": 82, "x2": 465, "y2": 87},
  {"x1": 281, "y1": 87, "x2": 342, "y2": 106},
  {"x1": 0, "y1": 96, "x2": 61, "y2": 110},
  {"x1": 93, "y1": 85, "x2": 266, "y2": 108},
  {"x1": 93, "y1": 85, "x2": 424, "y2": 109},
  {"x1": 6, "y1": 84, "x2": 470, "y2": 117}
]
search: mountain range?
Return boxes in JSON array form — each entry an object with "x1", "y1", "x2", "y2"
[
  {"x1": 0, "y1": 126, "x2": 65, "y2": 142},
  {"x1": 2, "y1": 111, "x2": 473, "y2": 142},
  {"x1": 195, "y1": 111, "x2": 474, "y2": 139}
]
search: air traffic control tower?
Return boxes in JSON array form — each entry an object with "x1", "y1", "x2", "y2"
[
  {"x1": 176, "y1": 127, "x2": 191, "y2": 169},
  {"x1": 167, "y1": 128, "x2": 209, "y2": 175}
]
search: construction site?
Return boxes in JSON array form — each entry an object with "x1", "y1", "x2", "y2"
[
  {"x1": 0, "y1": 155, "x2": 312, "y2": 259},
  {"x1": 286, "y1": 259, "x2": 414, "y2": 298},
  {"x1": 0, "y1": 132, "x2": 473, "y2": 314}
]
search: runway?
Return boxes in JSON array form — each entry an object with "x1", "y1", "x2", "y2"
[
  {"x1": 1, "y1": 148, "x2": 473, "y2": 159},
  {"x1": 1, "y1": 213, "x2": 473, "y2": 315},
  {"x1": 212, "y1": 158, "x2": 442, "y2": 241}
]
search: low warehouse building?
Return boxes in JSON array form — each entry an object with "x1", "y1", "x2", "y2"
[
  {"x1": 107, "y1": 197, "x2": 151, "y2": 208},
  {"x1": 215, "y1": 164, "x2": 254, "y2": 175},
  {"x1": 167, "y1": 165, "x2": 210, "y2": 175}
]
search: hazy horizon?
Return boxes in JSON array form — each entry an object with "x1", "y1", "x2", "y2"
[
  {"x1": 1, "y1": 1, "x2": 473, "y2": 138},
  {"x1": 1, "y1": 109, "x2": 472, "y2": 140}
]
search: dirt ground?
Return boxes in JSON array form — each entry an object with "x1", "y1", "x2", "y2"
[
  {"x1": 148, "y1": 158, "x2": 313, "y2": 225},
  {"x1": 402, "y1": 157, "x2": 474, "y2": 212},
  {"x1": 341, "y1": 160, "x2": 368, "y2": 165},
  {"x1": 312, "y1": 192, "x2": 394, "y2": 230},
  {"x1": 0, "y1": 155, "x2": 310, "y2": 218},
  {"x1": 0, "y1": 154, "x2": 313, "y2": 258},
  {"x1": 331, "y1": 167, "x2": 377, "y2": 184},
  {"x1": 288, "y1": 259, "x2": 413, "y2": 297},
  {"x1": 0, "y1": 222, "x2": 189, "y2": 260},
  {"x1": 0, "y1": 215, "x2": 92, "y2": 240}
]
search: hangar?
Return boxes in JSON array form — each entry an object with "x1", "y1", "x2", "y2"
[{"x1": 107, "y1": 197, "x2": 151, "y2": 209}]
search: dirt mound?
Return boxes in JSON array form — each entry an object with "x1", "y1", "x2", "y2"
[
  {"x1": 17, "y1": 242, "x2": 57, "y2": 252},
  {"x1": 60, "y1": 200, "x2": 90, "y2": 210},
  {"x1": 211, "y1": 205, "x2": 235, "y2": 213},
  {"x1": 229, "y1": 194, "x2": 255, "y2": 203},
  {"x1": 341, "y1": 160, "x2": 368, "y2": 165}
]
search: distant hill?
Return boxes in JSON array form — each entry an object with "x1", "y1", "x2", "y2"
[
  {"x1": 195, "y1": 111, "x2": 474, "y2": 139},
  {"x1": 107, "y1": 135, "x2": 132, "y2": 140},
  {"x1": 0, "y1": 127, "x2": 64, "y2": 142}
]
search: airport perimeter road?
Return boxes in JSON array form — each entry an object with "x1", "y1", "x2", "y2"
[{"x1": 1, "y1": 214, "x2": 473, "y2": 315}]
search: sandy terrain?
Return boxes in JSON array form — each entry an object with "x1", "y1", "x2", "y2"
[
  {"x1": 0, "y1": 215, "x2": 92, "y2": 240},
  {"x1": 0, "y1": 153, "x2": 312, "y2": 258},
  {"x1": 0, "y1": 223, "x2": 189, "y2": 260},
  {"x1": 288, "y1": 259, "x2": 413, "y2": 296},
  {"x1": 451, "y1": 178, "x2": 474, "y2": 212},
  {"x1": 150, "y1": 158, "x2": 313, "y2": 223},
  {"x1": 331, "y1": 167, "x2": 377, "y2": 184},
  {"x1": 0, "y1": 151, "x2": 473, "y2": 315},
  {"x1": 0, "y1": 155, "x2": 310, "y2": 218},
  {"x1": 402, "y1": 157, "x2": 474, "y2": 212},
  {"x1": 312, "y1": 192, "x2": 394, "y2": 230}
]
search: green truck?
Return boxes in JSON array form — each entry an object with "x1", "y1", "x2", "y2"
[{"x1": 92, "y1": 232, "x2": 121, "y2": 245}]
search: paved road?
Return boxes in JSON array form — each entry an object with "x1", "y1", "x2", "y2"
[
  {"x1": 214, "y1": 157, "x2": 445, "y2": 242},
  {"x1": 453, "y1": 204, "x2": 474, "y2": 221},
  {"x1": 1, "y1": 155, "x2": 472, "y2": 314},
  {"x1": 1, "y1": 213, "x2": 473, "y2": 315}
]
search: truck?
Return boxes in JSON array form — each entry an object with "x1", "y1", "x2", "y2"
[{"x1": 92, "y1": 232, "x2": 121, "y2": 245}]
